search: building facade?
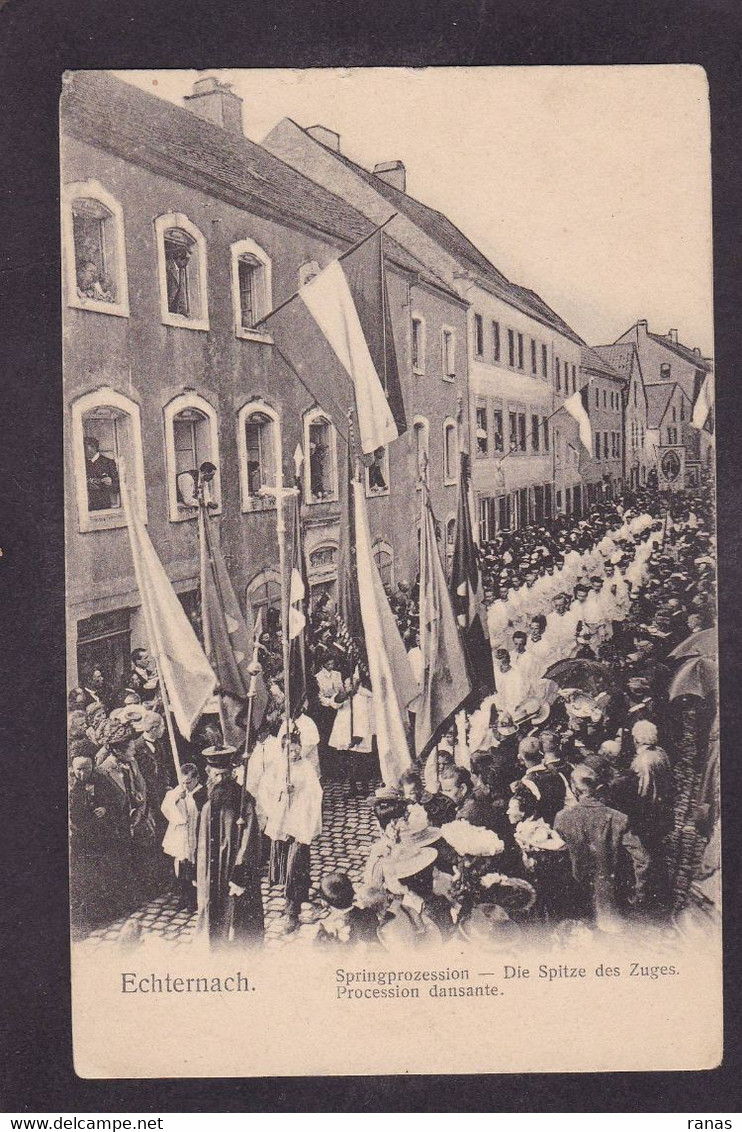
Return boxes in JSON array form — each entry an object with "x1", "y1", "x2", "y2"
[
  {"x1": 263, "y1": 116, "x2": 586, "y2": 540},
  {"x1": 614, "y1": 319, "x2": 714, "y2": 479},
  {"x1": 645, "y1": 382, "x2": 695, "y2": 490},
  {"x1": 62, "y1": 71, "x2": 468, "y2": 686},
  {"x1": 591, "y1": 342, "x2": 652, "y2": 490},
  {"x1": 578, "y1": 347, "x2": 626, "y2": 503}
]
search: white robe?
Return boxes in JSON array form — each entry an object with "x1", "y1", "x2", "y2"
[
  {"x1": 261, "y1": 754, "x2": 323, "y2": 845},
  {"x1": 494, "y1": 665, "x2": 527, "y2": 716}
]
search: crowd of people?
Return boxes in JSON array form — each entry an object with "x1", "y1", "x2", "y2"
[{"x1": 69, "y1": 481, "x2": 718, "y2": 950}]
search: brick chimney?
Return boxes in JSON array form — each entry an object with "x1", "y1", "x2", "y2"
[
  {"x1": 373, "y1": 160, "x2": 406, "y2": 193},
  {"x1": 184, "y1": 76, "x2": 244, "y2": 136},
  {"x1": 668, "y1": 329, "x2": 679, "y2": 344},
  {"x1": 307, "y1": 125, "x2": 341, "y2": 152},
  {"x1": 636, "y1": 319, "x2": 648, "y2": 340}
]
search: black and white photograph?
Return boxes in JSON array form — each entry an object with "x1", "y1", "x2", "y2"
[{"x1": 59, "y1": 65, "x2": 721, "y2": 1077}]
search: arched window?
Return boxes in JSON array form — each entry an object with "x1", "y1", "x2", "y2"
[
  {"x1": 372, "y1": 540, "x2": 394, "y2": 591},
  {"x1": 237, "y1": 401, "x2": 281, "y2": 512},
  {"x1": 230, "y1": 238, "x2": 273, "y2": 340},
  {"x1": 304, "y1": 409, "x2": 338, "y2": 504},
  {"x1": 299, "y1": 260, "x2": 321, "y2": 287},
  {"x1": 71, "y1": 388, "x2": 145, "y2": 532},
  {"x1": 365, "y1": 446, "x2": 390, "y2": 498},
  {"x1": 412, "y1": 415, "x2": 429, "y2": 487},
  {"x1": 154, "y1": 213, "x2": 209, "y2": 330},
  {"x1": 63, "y1": 180, "x2": 129, "y2": 317},
  {"x1": 308, "y1": 541, "x2": 339, "y2": 609},
  {"x1": 163, "y1": 393, "x2": 221, "y2": 521},
  {"x1": 245, "y1": 569, "x2": 282, "y2": 633},
  {"x1": 443, "y1": 418, "x2": 459, "y2": 485}
]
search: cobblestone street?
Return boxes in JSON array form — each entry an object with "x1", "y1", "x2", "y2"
[
  {"x1": 82, "y1": 780, "x2": 380, "y2": 952},
  {"x1": 80, "y1": 733, "x2": 710, "y2": 954}
]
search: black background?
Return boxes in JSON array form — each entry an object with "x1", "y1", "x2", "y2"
[{"x1": 1, "y1": 0, "x2": 741, "y2": 1112}]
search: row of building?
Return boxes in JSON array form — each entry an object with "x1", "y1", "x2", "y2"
[{"x1": 62, "y1": 71, "x2": 714, "y2": 688}]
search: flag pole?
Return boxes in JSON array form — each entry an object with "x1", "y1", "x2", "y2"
[
  {"x1": 258, "y1": 476, "x2": 299, "y2": 790},
  {"x1": 119, "y1": 461, "x2": 183, "y2": 783},
  {"x1": 237, "y1": 634, "x2": 263, "y2": 828},
  {"x1": 253, "y1": 213, "x2": 398, "y2": 329}
]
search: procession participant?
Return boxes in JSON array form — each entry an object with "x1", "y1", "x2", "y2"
[
  {"x1": 263, "y1": 728, "x2": 323, "y2": 932},
  {"x1": 312, "y1": 649, "x2": 345, "y2": 780},
  {"x1": 493, "y1": 648, "x2": 527, "y2": 717},
  {"x1": 278, "y1": 710, "x2": 321, "y2": 781},
  {"x1": 161, "y1": 763, "x2": 206, "y2": 911},
  {"x1": 545, "y1": 592, "x2": 574, "y2": 663},
  {"x1": 328, "y1": 676, "x2": 375, "y2": 797},
  {"x1": 196, "y1": 745, "x2": 264, "y2": 947},
  {"x1": 486, "y1": 583, "x2": 514, "y2": 653}
]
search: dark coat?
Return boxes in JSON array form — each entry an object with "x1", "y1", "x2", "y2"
[
  {"x1": 554, "y1": 796, "x2": 630, "y2": 924},
  {"x1": 196, "y1": 777, "x2": 264, "y2": 947}
]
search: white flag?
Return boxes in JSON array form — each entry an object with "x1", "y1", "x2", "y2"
[
  {"x1": 300, "y1": 260, "x2": 398, "y2": 454},
  {"x1": 121, "y1": 468, "x2": 216, "y2": 740},
  {"x1": 353, "y1": 478, "x2": 416, "y2": 785},
  {"x1": 692, "y1": 373, "x2": 713, "y2": 430},
  {"x1": 562, "y1": 388, "x2": 593, "y2": 455}
]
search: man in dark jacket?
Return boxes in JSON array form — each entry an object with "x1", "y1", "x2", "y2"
[
  {"x1": 84, "y1": 435, "x2": 120, "y2": 511},
  {"x1": 196, "y1": 746, "x2": 264, "y2": 949},
  {"x1": 554, "y1": 765, "x2": 633, "y2": 929}
]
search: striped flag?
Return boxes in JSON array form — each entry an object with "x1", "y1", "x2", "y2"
[
  {"x1": 262, "y1": 228, "x2": 406, "y2": 455},
  {"x1": 199, "y1": 503, "x2": 268, "y2": 748},
  {"x1": 449, "y1": 453, "x2": 495, "y2": 697},
  {"x1": 415, "y1": 485, "x2": 472, "y2": 756}
]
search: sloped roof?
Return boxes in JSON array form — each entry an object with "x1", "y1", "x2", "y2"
[
  {"x1": 648, "y1": 331, "x2": 713, "y2": 372},
  {"x1": 591, "y1": 343, "x2": 637, "y2": 378},
  {"x1": 580, "y1": 345, "x2": 626, "y2": 383},
  {"x1": 644, "y1": 382, "x2": 676, "y2": 428},
  {"x1": 60, "y1": 71, "x2": 459, "y2": 298},
  {"x1": 280, "y1": 118, "x2": 585, "y2": 346}
]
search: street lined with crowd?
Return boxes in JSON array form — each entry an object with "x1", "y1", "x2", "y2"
[{"x1": 69, "y1": 483, "x2": 718, "y2": 950}]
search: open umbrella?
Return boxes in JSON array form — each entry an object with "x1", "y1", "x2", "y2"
[
  {"x1": 542, "y1": 658, "x2": 617, "y2": 698},
  {"x1": 668, "y1": 627, "x2": 716, "y2": 661},
  {"x1": 668, "y1": 656, "x2": 717, "y2": 701}
]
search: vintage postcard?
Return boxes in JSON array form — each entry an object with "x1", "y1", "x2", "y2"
[{"x1": 63, "y1": 65, "x2": 720, "y2": 1077}]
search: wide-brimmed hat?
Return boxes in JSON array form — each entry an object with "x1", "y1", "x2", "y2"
[
  {"x1": 564, "y1": 691, "x2": 603, "y2": 722},
  {"x1": 203, "y1": 745, "x2": 238, "y2": 770},
  {"x1": 388, "y1": 845, "x2": 438, "y2": 882},
  {"x1": 496, "y1": 711, "x2": 518, "y2": 737},
  {"x1": 513, "y1": 697, "x2": 550, "y2": 728},
  {"x1": 399, "y1": 825, "x2": 443, "y2": 849}
]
